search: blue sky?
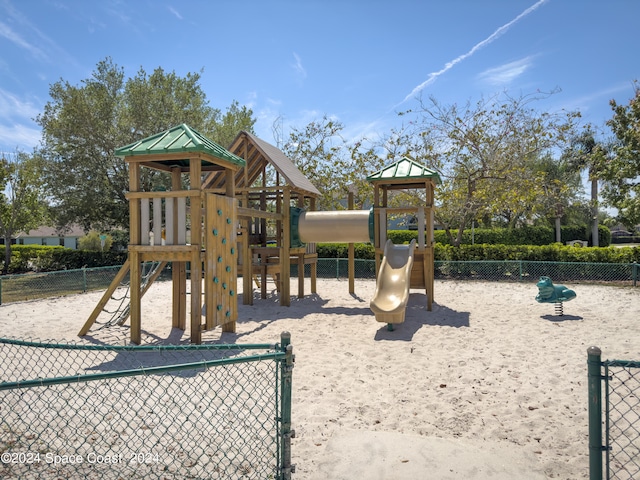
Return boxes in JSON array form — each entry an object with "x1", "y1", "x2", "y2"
[{"x1": 0, "y1": 0, "x2": 638, "y2": 155}]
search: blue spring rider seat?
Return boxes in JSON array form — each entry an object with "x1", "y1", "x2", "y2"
[{"x1": 535, "y1": 276, "x2": 576, "y2": 316}]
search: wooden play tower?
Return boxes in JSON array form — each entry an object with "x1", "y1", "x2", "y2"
[
  {"x1": 367, "y1": 157, "x2": 441, "y2": 310},
  {"x1": 79, "y1": 124, "x2": 245, "y2": 344},
  {"x1": 202, "y1": 130, "x2": 322, "y2": 307}
]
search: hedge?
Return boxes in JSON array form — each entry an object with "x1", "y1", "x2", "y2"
[
  {"x1": 1, "y1": 245, "x2": 128, "y2": 274},
  {"x1": 3, "y1": 235, "x2": 637, "y2": 276},
  {"x1": 387, "y1": 225, "x2": 611, "y2": 247},
  {"x1": 316, "y1": 242, "x2": 639, "y2": 264}
]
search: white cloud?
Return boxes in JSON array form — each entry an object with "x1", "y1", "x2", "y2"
[
  {"x1": 0, "y1": 123, "x2": 41, "y2": 152},
  {"x1": 478, "y1": 57, "x2": 533, "y2": 85},
  {"x1": 558, "y1": 82, "x2": 633, "y2": 114},
  {"x1": 0, "y1": 88, "x2": 41, "y2": 120},
  {"x1": 0, "y1": 0, "x2": 79, "y2": 67},
  {"x1": 0, "y1": 21, "x2": 47, "y2": 60},
  {"x1": 168, "y1": 6, "x2": 183, "y2": 20},
  {"x1": 400, "y1": 0, "x2": 549, "y2": 104},
  {"x1": 292, "y1": 52, "x2": 307, "y2": 80}
]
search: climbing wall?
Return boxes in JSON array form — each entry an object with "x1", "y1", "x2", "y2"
[{"x1": 205, "y1": 193, "x2": 238, "y2": 331}]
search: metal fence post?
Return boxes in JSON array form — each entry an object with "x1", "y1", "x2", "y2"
[
  {"x1": 633, "y1": 262, "x2": 638, "y2": 287},
  {"x1": 279, "y1": 331, "x2": 295, "y2": 479},
  {"x1": 519, "y1": 260, "x2": 523, "y2": 281},
  {"x1": 82, "y1": 267, "x2": 87, "y2": 292},
  {"x1": 588, "y1": 346, "x2": 603, "y2": 480}
]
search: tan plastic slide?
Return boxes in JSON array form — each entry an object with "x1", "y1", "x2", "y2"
[{"x1": 370, "y1": 239, "x2": 416, "y2": 326}]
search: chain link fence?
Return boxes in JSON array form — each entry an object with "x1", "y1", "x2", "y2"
[
  {"x1": 0, "y1": 263, "x2": 171, "y2": 304},
  {"x1": 0, "y1": 334, "x2": 294, "y2": 480},
  {"x1": 309, "y1": 259, "x2": 639, "y2": 286},
  {"x1": 1, "y1": 259, "x2": 637, "y2": 305},
  {"x1": 588, "y1": 347, "x2": 640, "y2": 480}
]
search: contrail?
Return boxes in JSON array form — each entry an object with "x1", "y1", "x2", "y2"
[{"x1": 400, "y1": 0, "x2": 549, "y2": 104}]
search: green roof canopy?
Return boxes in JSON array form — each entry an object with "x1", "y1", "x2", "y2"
[
  {"x1": 367, "y1": 156, "x2": 441, "y2": 186},
  {"x1": 115, "y1": 123, "x2": 246, "y2": 171}
]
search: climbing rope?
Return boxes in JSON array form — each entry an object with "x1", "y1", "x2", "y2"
[{"x1": 95, "y1": 261, "x2": 164, "y2": 330}]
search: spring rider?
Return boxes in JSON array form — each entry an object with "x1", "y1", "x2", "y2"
[{"x1": 535, "y1": 276, "x2": 576, "y2": 316}]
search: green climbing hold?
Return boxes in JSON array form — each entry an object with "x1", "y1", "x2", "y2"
[
  {"x1": 226, "y1": 266, "x2": 231, "y2": 272},
  {"x1": 218, "y1": 256, "x2": 223, "y2": 263},
  {"x1": 217, "y1": 209, "x2": 223, "y2": 216},
  {"x1": 230, "y1": 248, "x2": 236, "y2": 254},
  {"x1": 213, "y1": 229, "x2": 219, "y2": 236}
]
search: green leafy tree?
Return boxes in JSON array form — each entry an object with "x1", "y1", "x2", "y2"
[
  {"x1": 37, "y1": 57, "x2": 255, "y2": 231},
  {"x1": 401, "y1": 91, "x2": 580, "y2": 246},
  {"x1": 78, "y1": 230, "x2": 113, "y2": 251},
  {"x1": 602, "y1": 82, "x2": 640, "y2": 227},
  {"x1": 561, "y1": 126, "x2": 609, "y2": 246},
  {"x1": 210, "y1": 100, "x2": 256, "y2": 148},
  {"x1": 0, "y1": 150, "x2": 48, "y2": 274},
  {"x1": 283, "y1": 116, "x2": 380, "y2": 210},
  {"x1": 534, "y1": 154, "x2": 583, "y2": 242}
]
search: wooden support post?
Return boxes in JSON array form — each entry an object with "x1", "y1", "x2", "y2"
[
  {"x1": 190, "y1": 247, "x2": 202, "y2": 344},
  {"x1": 281, "y1": 187, "x2": 291, "y2": 306},
  {"x1": 298, "y1": 254, "x2": 305, "y2": 298},
  {"x1": 171, "y1": 167, "x2": 186, "y2": 329},
  {"x1": 426, "y1": 180, "x2": 434, "y2": 310},
  {"x1": 348, "y1": 191, "x2": 355, "y2": 294},
  {"x1": 189, "y1": 158, "x2": 202, "y2": 344},
  {"x1": 130, "y1": 252, "x2": 141, "y2": 344},
  {"x1": 297, "y1": 193, "x2": 305, "y2": 299},
  {"x1": 310, "y1": 197, "x2": 317, "y2": 294}
]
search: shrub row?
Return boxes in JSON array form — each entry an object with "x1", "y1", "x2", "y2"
[
  {"x1": 316, "y1": 242, "x2": 639, "y2": 264},
  {"x1": 388, "y1": 225, "x2": 611, "y2": 247},
  {"x1": 1, "y1": 245, "x2": 127, "y2": 274},
  {"x1": 4, "y1": 236, "x2": 637, "y2": 276}
]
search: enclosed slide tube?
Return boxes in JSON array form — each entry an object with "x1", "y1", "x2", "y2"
[{"x1": 290, "y1": 207, "x2": 374, "y2": 245}]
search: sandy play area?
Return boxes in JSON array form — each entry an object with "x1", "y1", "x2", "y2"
[{"x1": 1, "y1": 277, "x2": 638, "y2": 479}]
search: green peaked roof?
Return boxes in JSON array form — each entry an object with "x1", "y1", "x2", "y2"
[
  {"x1": 367, "y1": 156, "x2": 441, "y2": 184},
  {"x1": 115, "y1": 124, "x2": 245, "y2": 168}
]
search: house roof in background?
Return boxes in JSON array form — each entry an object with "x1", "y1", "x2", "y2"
[{"x1": 15, "y1": 225, "x2": 85, "y2": 238}]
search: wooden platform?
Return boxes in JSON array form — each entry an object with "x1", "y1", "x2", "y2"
[{"x1": 410, "y1": 252, "x2": 426, "y2": 289}]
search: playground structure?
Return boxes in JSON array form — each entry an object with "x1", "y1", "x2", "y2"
[{"x1": 79, "y1": 125, "x2": 440, "y2": 343}]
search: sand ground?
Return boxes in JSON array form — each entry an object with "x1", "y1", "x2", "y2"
[{"x1": 1, "y1": 277, "x2": 638, "y2": 479}]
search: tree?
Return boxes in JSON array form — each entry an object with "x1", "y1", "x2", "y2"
[
  {"x1": 401, "y1": 91, "x2": 580, "y2": 246},
  {"x1": 534, "y1": 154, "x2": 583, "y2": 242},
  {"x1": 210, "y1": 100, "x2": 256, "y2": 148},
  {"x1": 602, "y1": 82, "x2": 640, "y2": 227},
  {"x1": 0, "y1": 150, "x2": 48, "y2": 274},
  {"x1": 78, "y1": 230, "x2": 113, "y2": 251},
  {"x1": 37, "y1": 57, "x2": 255, "y2": 231},
  {"x1": 561, "y1": 126, "x2": 608, "y2": 246},
  {"x1": 283, "y1": 116, "x2": 381, "y2": 210}
]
